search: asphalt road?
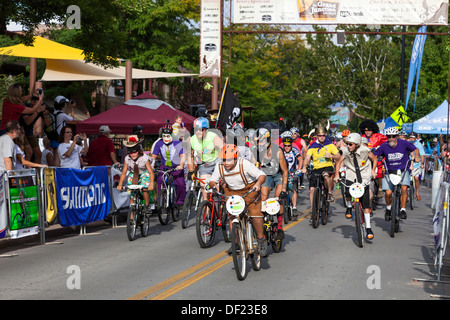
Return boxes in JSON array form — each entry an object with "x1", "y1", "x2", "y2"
[{"x1": 0, "y1": 182, "x2": 448, "y2": 303}]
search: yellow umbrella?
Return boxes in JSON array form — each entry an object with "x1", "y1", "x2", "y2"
[{"x1": 0, "y1": 36, "x2": 85, "y2": 60}]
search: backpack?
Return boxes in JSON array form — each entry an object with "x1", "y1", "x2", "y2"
[{"x1": 44, "y1": 110, "x2": 65, "y2": 141}]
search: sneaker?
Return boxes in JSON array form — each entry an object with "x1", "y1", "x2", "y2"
[
  {"x1": 292, "y1": 207, "x2": 298, "y2": 217},
  {"x1": 366, "y1": 228, "x2": 374, "y2": 240},
  {"x1": 258, "y1": 237, "x2": 268, "y2": 257},
  {"x1": 327, "y1": 193, "x2": 334, "y2": 202},
  {"x1": 345, "y1": 207, "x2": 353, "y2": 219},
  {"x1": 399, "y1": 209, "x2": 407, "y2": 219},
  {"x1": 385, "y1": 208, "x2": 391, "y2": 221}
]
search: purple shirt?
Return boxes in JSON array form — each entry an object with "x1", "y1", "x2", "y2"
[
  {"x1": 152, "y1": 140, "x2": 184, "y2": 167},
  {"x1": 373, "y1": 138, "x2": 416, "y2": 171}
]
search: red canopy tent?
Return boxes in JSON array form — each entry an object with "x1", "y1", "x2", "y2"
[{"x1": 76, "y1": 92, "x2": 195, "y2": 135}]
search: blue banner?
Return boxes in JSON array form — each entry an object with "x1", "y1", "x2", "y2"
[
  {"x1": 405, "y1": 26, "x2": 427, "y2": 112},
  {"x1": 55, "y1": 167, "x2": 111, "y2": 227}
]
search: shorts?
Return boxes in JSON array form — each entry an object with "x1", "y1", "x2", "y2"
[
  {"x1": 127, "y1": 170, "x2": 152, "y2": 194},
  {"x1": 223, "y1": 182, "x2": 262, "y2": 217},
  {"x1": 382, "y1": 170, "x2": 410, "y2": 191},
  {"x1": 411, "y1": 167, "x2": 421, "y2": 178},
  {"x1": 198, "y1": 159, "x2": 219, "y2": 177},
  {"x1": 343, "y1": 179, "x2": 371, "y2": 209},
  {"x1": 262, "y1": 171, "x2": 283, "y2": 189},
  {"x1": 309, "y1": 166, "x2": 334, "y2": 189}
]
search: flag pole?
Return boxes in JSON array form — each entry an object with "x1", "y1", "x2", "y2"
[{"x1": 216, "y1": 77, "x2": 229, "y2": 128}]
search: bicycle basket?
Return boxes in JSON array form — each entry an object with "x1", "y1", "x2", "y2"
[
  {"x1": 389, "y1": 173, "x2": 402, "y2": 186},
  {"x1": 226, "y1": 195, "x2": 246, "y2": 216},
  {"x1": 262, "y1": 198, "x2": 280, "y2": 215}
]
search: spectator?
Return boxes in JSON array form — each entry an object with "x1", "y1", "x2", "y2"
[
  {"x1": 0, "y1": 120, "x2": 20, "y2": 171},
  {"x1": 57, "y1": 125, "x2": 87, "y2": 169},
  {"x1": 41, "y1": 136, "x2": 54, "y2": 166},
  {"x1": 86, "y1": 125, "x2": 119, "y2": 166},
  {"x1": 19, "y1": 96, "x2": 46, "y2": 163},
  {"x1": 0, "y1": 84, "x2": 43, "y2": 135},
  {"x1": 13, "y1": 126, "x2": 47, "y2": 170}
]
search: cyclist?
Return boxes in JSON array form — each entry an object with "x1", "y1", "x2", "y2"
[
  {"x1": 301, "y1": 125, "x2": 340, "y2": 207},
  {"x1": 335, "y1": 129, "x2": 350, "y2": 150},
  {"x1": 281, "y1": 131, "x2": 302, "y2": 217},
  {"x1": 188, "y1": 117, "x2": 224, "y2": 201},
  {"x1": 359, "y1": 120, "x2": 387, "y2": 198},
  {"x1": 373, "y1": 127, "x2": 419, "y2": 220},
  {"x1": 334, "y1": 133, "x2": 378, "y2": 239},
  {"x1": 209, "y1": 144, "x2": 267, "y2": 256},
  {"x1": 407, "y1": 132, "x2": 425, "y2": 201},
  {"x1": 152, "y1": 124, "x2": 186, "y2": 208},
  {"x1": 117, "y1": 135, "x2": 155, "y2": 212},
  {"x1": 255, "y1": 127, "x2": 289, "y2": 241},
  {"x1": 290, "y1": 127, "x2": 307, "y2": 188}
]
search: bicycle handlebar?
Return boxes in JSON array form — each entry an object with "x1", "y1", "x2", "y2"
[{"x1": 211, "y1": 187, "x2": 257, "y2": 199}]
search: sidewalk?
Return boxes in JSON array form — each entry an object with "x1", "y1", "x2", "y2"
[{"x1": 0, "y1": 219, "x2": 113, "y2": 252}]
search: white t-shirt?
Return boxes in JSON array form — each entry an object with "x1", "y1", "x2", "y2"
[
  {"x1": 210, "y1": 158, "x2": 265, "y2": 190},
  {"x1": 41, "y1": 148, "x2": 53, "y2": 165},
  {"x1": 0, "y1": 134, "x2": 17, "y2": 172},
  {"x1": 58, "y1": 142, "x2": 82, "y2": 169},
  {"x1": 56, "y1": 112, "x2": 73, "y2": 135}
]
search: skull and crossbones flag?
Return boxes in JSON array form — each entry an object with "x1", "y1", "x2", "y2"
[{"x1": 217, "y1": 78, "x2": 241, "y2": 132}]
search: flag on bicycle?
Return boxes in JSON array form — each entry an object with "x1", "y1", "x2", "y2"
[{"x1": 55, "y1": 166, "x2": 111, "y2": 227}]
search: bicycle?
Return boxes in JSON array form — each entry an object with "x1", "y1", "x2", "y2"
[
  {"x1": 196, "y1": 186, "x2": 230, "y2": 248},
  {"x1": 181, "y1": 175, "x2": 205, "y2": 229},
  {"x1": 383, "y1": 159, "x2": 412, "y2": 238},
  {"x1": 282, "y1": 172, "x2": 300, "y2": 224},
  {"x1": 262, "y1": 197, "x2": 282, "y2": 253},
  {"x1": 223, "y1": 188, "x2": 261, "y2": 281},
  {"x1": 155, "y1": 168, "x2": 180, "y2": 225},
  {"x1": 308, "y1": 167, "x2": 330, "y2": 228},
  {"x1": 124, "y1": 185, "x2": 151, "y2": 241},
  {"x1": 339, "y1": 179, "x2": 371, "y2": 248}
]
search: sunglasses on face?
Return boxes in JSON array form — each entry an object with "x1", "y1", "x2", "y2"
[
  {"x1": 317, "y1": 134, "x2": 325, "y2": 137},
  {"x1": 387, "y1": 135, "x2": 398, "y2": 139},
  {"x1": 347, "y1": 143, "x2": 355, "y2": 147},
  {"x1": 365, "y1": 129, "x2": 372, "y2": 132}
]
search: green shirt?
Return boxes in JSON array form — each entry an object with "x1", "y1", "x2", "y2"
[{"x1": 190, "y1": 131, "x2": 219, "y2": 163}]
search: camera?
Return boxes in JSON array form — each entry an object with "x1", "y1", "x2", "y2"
[{"x1": 37, "y1": 88, "x2": 43, "y2": 95}]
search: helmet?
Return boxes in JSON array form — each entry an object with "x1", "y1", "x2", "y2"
[
  {"x1": 342, "y1": 130, "x2": 350, "y2": 137},
  {"x1": 193, "y1": 117, "x2": 209, "y2": 130},
  {"x1": 281, "y1": 131, "x2": 293, "y2": 144},
  {"x1": 315, "y1": 125, "x2": 327, "y2": 135},
  {"x1": 346, "y1": 133, "x2": 361, "y2": 145},
  {"x1": 290, "y1": 127, "x2": 300, "y2": 134},
  {"x1": 161, "y1": 124, "x2": 173, "y2": 135},
  {"x1": 361, "y1": 137, "x2": 368, "y2": 145},
  {"x1": 384, "y1": 127, "x2": 399, "y2": 136},
  {"x1": 219, "y1": 144, "x2": 238, "y2": 160}
]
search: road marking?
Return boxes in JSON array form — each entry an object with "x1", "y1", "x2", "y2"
[{"x1": 128, "y1": 189, "x2": 340, "y2": 300}]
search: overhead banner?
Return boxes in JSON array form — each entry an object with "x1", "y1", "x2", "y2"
[
  {"x1": 55, "y1": 167, "x2": 111, "y2": 227},
  {"x1": 200, "y1": 0, "x2": 221, "y2": 77},
  {"x1": 232, "y1": 0, "x2": 448, "y2": 25},
  {"x1": 8, "y1": 170, "x2": 39, "y2": 239}
]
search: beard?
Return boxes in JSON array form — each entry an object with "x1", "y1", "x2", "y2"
[{"x1": 388, "y1": 140, "x2": 396, "y2": 147}]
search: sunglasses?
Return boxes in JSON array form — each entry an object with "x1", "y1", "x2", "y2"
[
  {"x1": 317, "y1": 134, "x2": 326, "y2": 137},
  {"x1": 387, "y1": 135, "x2": 398, "y2": 139},
  {"x1": 347, "y1": 143, "x2": 355, "y2": 146}
]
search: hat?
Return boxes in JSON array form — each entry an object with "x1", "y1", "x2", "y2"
[
  {"x1": 99, "y1": 125, "x2": 111, "y2": 133},
  {"x1": 132, "y1": 125, "x2": 144, "y2": 133},
  {"x1": 409, "y1": 132, "x2": 417, "y2": 138},
  {"x1": 123, "y1": 135, "x2": 142, "y2": 148},
  {"x1": 55, "y1": 96, "x2": 69, "y2": 104},
  {"x1": 433, "y1": 137, "x2": 438, "y2": 142}
]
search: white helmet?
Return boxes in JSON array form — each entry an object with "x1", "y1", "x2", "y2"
[
  {"x1": 384, "y1": 127, "x2": 399, "y2": 136},
  {"x1": 361, "y1": 136, "x2": 368, "y2": 145},
  {"x1": 346, "y1": 132, "x2": 361, "y2": 145}
]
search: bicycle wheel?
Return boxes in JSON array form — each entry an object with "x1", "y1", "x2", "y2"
[
  {"x1": 126, "y1": 206, "x2": 137, "y2": 241},
  {"x1": 355, "y1": 202, "x2": 363, "y2": 247},
  {"x1": 248, "y1": 222, "x2": 261, "y2": 271},
  {"x1": 390, "y1": 190, "x2": 399, "y2": 238},
  {"x1": 321, "y1": 190, "x2": 329, "y2": 225},
  {"x1": 196, "y1": 201, "x2": 216, "y2": 248},
  {"x1": 157, "y1": 188, "x2": 170, "y2": 225},
  {"x1": 181, "y1": 191, "x2": 194, "y2": 229},
  {"x1": 282, "y1": 198, "x2": 289, "y2": 225},
  {"x1": 171, "y1": 187, "x2": 181, "y2": 222},
  {"x1": 409, "y1": 184, "x2": 415, "y2": 210},
  {"x1": 220, "y1": 202, "x2": 231, "y2": 243},
  {"x1": 311, "y1": 188, "x2": 320, "y2": 228},
  {"x1": 231, "y1": 221, "x2": 247, "y2": 281},
  {"x1": 140, "y1": 210, "x2": 151, "y2": 237}
]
